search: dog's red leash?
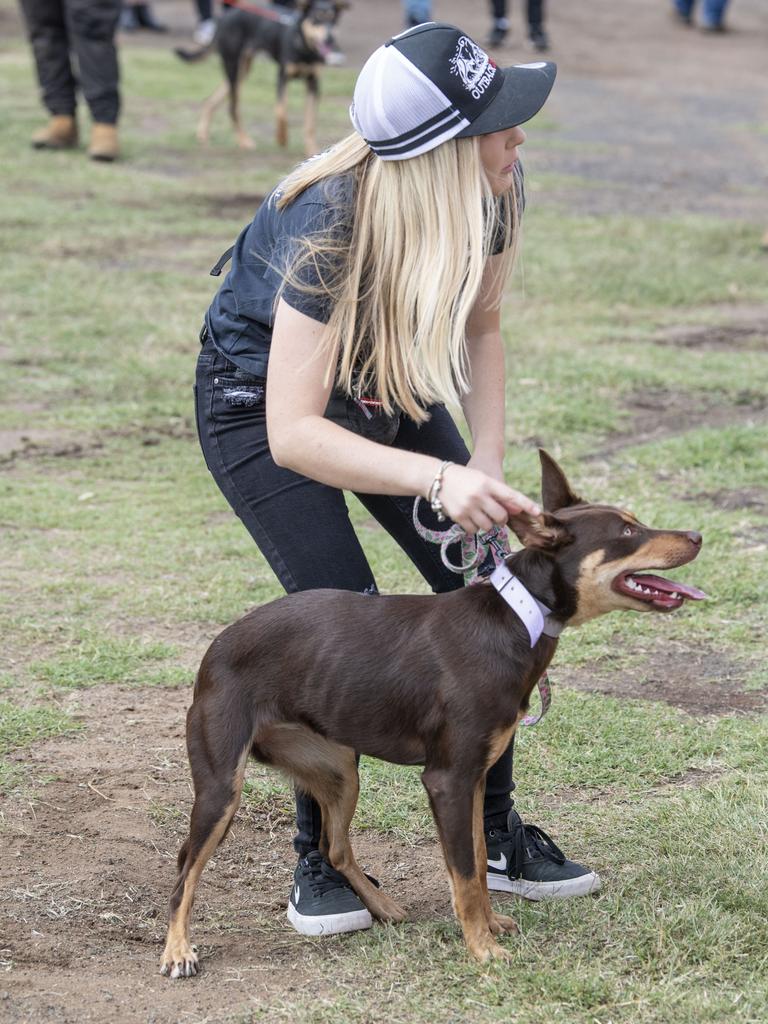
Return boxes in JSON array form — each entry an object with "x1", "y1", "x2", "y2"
[{"x1": 412, "y1": 497, "x2": 552, "y2": 726}]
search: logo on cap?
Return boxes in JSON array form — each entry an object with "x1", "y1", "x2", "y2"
[{"x1": 449, "y1": 37, "x2": 497, "y2": 100}]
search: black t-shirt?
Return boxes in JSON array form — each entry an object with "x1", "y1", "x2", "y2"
[{"x1": 205, "y1": 166, "x2": 523, "y2": 378}]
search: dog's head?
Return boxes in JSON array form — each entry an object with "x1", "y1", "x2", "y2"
[
  {"x1": 507, "y1": 450, "x2": 706, "y2": 627},
  {"x1": 298, "y1": 0, "x2": 348, "y2": 63}
]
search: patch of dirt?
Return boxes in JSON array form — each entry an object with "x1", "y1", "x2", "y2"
[
  {"x1": 193, "y1": 193, "x2": 268, "y2": 219},
  {"x1": 563, "y1": 644, "x2": 766, "y2": 717},
  {"x1": 0, "y1": 421, "x2": 196, "y2": 468},
  {"x1": 0, "y1": 684, "x2": 449, "y2": 1024},
  {"x1": 688, "y1": 486, "x2": 768, "y2": 514},
  {"x1": 588, "y1": 384, "x2": 767, "y2": 458},
  {"x1": 0, "y1": 430, "x2": 81, "y2": 464},
  {"x1": 655, "y1": 320, "x2": 768, "y2": 352}
]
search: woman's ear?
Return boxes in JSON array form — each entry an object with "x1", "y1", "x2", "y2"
[{"x1": 507, "y1": 511, "x2": 571, "y2": 550}]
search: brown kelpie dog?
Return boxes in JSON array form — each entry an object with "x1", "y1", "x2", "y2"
[
  {"x1": 176, "y1": 0, "x2": 348, "y2": 155},
  {"x1": 160, "y1": 451, "x2": 705, "y2": 976}
]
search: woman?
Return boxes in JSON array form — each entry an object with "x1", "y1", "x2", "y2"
[{"x1": 196, "y1": 22, "x2": 600, "y2": 936}]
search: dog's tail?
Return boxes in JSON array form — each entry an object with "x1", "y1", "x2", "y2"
[{"x1": 174, "y1": 41, "x2": 215, "y2": 64}]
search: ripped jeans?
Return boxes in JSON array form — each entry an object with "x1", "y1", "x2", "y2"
[{"x1": 194, "y1": 331, "x2": 516, "y2": 856}]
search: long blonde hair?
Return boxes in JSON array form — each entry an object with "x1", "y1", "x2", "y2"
[{"x1": 276, "y1": 132, "x2": 521, "y2": 423}]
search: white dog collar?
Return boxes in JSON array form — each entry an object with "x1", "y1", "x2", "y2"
[{"x1": 490, "y1": 562, "x2": 563, "y2": 646}]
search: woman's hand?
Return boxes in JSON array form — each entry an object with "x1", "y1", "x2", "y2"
[{"x1": 435, "y1": 463, "x2": 540, "y2": 535}]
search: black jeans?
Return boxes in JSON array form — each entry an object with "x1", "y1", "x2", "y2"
[
  {"x1": 194, "y1": 333, "x2": 516, "y2": 856},
  {"x1": 19, "y1": 0, "x2": 121, "y2": 123}
]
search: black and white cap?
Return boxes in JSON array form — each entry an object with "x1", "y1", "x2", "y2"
[{"x1": 350, "y1": 22, "x2": 556, "y2": 161}]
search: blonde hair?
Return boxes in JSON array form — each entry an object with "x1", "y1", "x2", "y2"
[{"x1": 276, "y1": 132, "x2": 520, "y2": 423}]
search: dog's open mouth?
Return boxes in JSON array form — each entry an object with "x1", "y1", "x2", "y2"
[{"x1": 613, "y1": 572, "x2": 708, "y2": 611}]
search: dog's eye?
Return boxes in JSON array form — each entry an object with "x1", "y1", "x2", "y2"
[{"x1": 622, "y1": 525, "x2": 635, "y2": 537}]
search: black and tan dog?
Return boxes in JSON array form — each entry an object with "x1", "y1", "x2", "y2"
[
  {"x1": 160, "y1": 451, "x2": 706, "y2": 976},
  {"x1": 176, "y1": 0, "x2": 348, "y2": 154}
]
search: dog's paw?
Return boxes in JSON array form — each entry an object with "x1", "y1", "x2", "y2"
[
  {"x1": 159, "y1": 941, "x2": 199, "y2": 979},
  {"x1": 492, "y1": 912, "x2": 519, "y2": 935},
  {"x1": 468, "y1": 935, "x2": 512, "y2": 963},
  {"x1": 370, "y1": 893, "x2": 407, "y2": 924}
]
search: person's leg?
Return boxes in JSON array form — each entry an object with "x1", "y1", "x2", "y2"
[
  {"x1": 700, "y1": 0, "x2": 729, "y2": 29},
  {"x1": 527, "y1": 0, "x2": 549, "y2": 51},
  {"x1": 193, "y1": 0, "x2": 216, "y2": 45},
  {"x1": 487, "y1": 0, "x2": 509, "y2": 46},
  {"x1": 402, "y1": 0, "x2": 431, "y2": 30},
  {"x1": 672, "y1": 0, "x2": 695, "y2": 20},
  {"x1": 65, "y1": 0, "x2": 120, "y2": 125},
  {"x1": 19, "y1": 0, "x2": 79, "y2": 146}
]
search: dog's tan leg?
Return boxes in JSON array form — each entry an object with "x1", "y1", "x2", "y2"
[
  {"x1": 197, "y1": 81, "x2": 229, "y2": 146},
  {"x1": 231, "y1": 55, "x2": 255, "y2": 149},
  {"x1": 473, "y1": 784, "x2": 518, "y2": 937},
  {"x1": 275, "y1": 72, "x2": 288, "y2": 148},
  {"x1": 160, "y1": 716, "x2": 250, "y2": 979},
  {"x1": 423, "y1": 767, "x2": 509, "y2": 962},
  {"x1": 303, "y1": 80, "x2": 318, "y2": 157},
  {"x1": 320, "y1": 752, "x2": 406, "y2": 923}
]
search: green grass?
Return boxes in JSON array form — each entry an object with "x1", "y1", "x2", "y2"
[
  {"x1": 1, "y1": 34, "x2": 767, "y2": 1024},
  {"x1": 0, "y1": 700, "x2": 80, "y2": 793}
]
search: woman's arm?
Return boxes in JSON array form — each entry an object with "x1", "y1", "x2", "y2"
[{"x1": 267, "y1": 298, "x2": 539, "y2": 531}]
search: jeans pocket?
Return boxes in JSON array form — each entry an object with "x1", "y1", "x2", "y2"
[
  {"x1": 324, "y1": 389, "x2": 400, "y2": 445},
  {"x1": 210, "y1": 371, "x2": 266, "y2": 421}
]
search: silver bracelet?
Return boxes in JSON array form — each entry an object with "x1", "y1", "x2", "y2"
[{"x1": 428, "y1": 460, "x2": 454, "y2": 523}]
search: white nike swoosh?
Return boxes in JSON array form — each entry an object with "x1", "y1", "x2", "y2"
[{"x1": 487, "y1": 853, "x2": 507, "y2": 870}]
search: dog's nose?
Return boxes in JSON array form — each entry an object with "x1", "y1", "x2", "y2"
[{"x1": 686, "y1": 531, "x2": 702, "y2": 547}]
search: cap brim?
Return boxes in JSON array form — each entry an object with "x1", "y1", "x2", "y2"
[{"x1": 456, "y1": 60, "x2": 556, "y2": 137}]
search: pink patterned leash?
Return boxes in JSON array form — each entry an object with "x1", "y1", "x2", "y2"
[{"x1": 412, "y1": 497, "x2": 552, "y2": 726}]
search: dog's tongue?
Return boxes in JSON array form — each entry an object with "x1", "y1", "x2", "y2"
[{"x1": 629, "y1": 574, "x2": 708, "y2": 600}]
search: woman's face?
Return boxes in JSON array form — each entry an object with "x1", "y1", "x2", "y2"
[{"x1": 478, "y1": 125, "x2": 527, "y2": 196}]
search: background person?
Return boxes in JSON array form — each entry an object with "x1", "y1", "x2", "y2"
[
  {"x1": 671, "y1": 0, "x2": 732, "y2": 31},
  {"x1": 119, "y1": 0, "x2": 167, "y2": 32},
  {"x1": 195, "y1": 22, "x2": 600, "y2": 936},
  {"x1": 488, "y1": 0, "x2": 549, "y2": 51},
  {"x1": 18, "y1": 0, "x2": 122, "y2": 160}
]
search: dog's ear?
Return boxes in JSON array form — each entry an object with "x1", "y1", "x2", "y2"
[
  {"x1": 539, "y1": 449, "x2": 585, "y2": 512},
  {"x1": 507, "y1": 511, "x2": 571, "y2": 550}
]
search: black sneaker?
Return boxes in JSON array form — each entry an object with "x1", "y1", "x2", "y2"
[
  {"x1": 486, "y1": 25, "x2": 509, "y2": 47},
  {"x1": 287, "y1": 851, "x2": 373, "y2": 936},
  {"x1": 529, "y1": 27, "x2": 550, "y2": 52},
  {"x1": 486, "y1": 809, "x2": 601, "y2": 901}
]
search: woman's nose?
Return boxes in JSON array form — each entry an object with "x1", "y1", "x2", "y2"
[{"x1": 511, "y1": 126, "x2": 526, "y2": 147}]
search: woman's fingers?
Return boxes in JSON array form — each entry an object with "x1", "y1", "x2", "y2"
[
  {"x1": 438, "y1": 467, "x2": 540, "y2": 531},
  {"x1": 499, "y1": 488, "x2": 541, "y2": 518}
]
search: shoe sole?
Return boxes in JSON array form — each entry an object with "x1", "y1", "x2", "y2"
[
  {"x1": 487, "y1": 870, "x2": 602, "y2": 901},
  {"x1": 287, "y1": 902, "x2": 373, "y2": 936}
]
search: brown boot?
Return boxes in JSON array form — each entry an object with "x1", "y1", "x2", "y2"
[
  {"x1": 31, "y1": 114, "x2": 78, "y2": 150},
  {"x1": 88, "y1": 123, "x2": 119, "y2": 162}
]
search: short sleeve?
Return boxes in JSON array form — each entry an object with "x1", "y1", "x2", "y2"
[{"x1": 279, "y1": 178, "x2": 354, "y2": 324}]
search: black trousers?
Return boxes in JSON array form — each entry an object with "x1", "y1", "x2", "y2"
[
  {"x1": 194, "y1": 334, "x2": 517, "y2": 856},
  {"x1": 19, "y1": 0, "x2": 121, "y2": 123},
  {"x1": 490, "y1": 0, "x2": 545, "y2": 30}
]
